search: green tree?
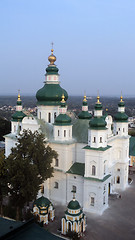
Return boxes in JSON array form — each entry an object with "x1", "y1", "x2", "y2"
[
  {"x1": 0, "y1": 149, "x2": 8, "y2": 215},
  {"x1": 6, "y1": 130, "x2": 57, "y2": 220}
]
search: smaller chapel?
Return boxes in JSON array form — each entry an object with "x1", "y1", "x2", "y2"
[
  {"x1": 61, "y1": 194, "x2": 86, "y2": 236},
  {"x1": 33, "y1": 196, "x2": 55, "y2": 225}
]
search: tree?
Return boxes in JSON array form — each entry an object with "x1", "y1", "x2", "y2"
[
  {"x1": 0, "y1": 149, "x2": 8, "y2": 215},
  {"x1": 6, "y1": 130, "x2": 58, "y2": 220}
]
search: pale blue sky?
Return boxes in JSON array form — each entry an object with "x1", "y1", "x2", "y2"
[{"x1": 0, "y1": 0, "x2": 135, "y2": 96}]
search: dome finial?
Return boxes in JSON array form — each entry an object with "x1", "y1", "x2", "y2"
[
  {"x1": 120, "y1": 91, "x2": 123, "y2": 102},
  {"x1": 96, "y1": 91, "x2": 100, "y2": 104},
  {"x1": 83, "y1": 91, "x2": 87, "y2": 102},
  {"x1": 48, "y1": 42, "x2": 56, "y2": 65},
  {"x1": 61, "y1": 94, "x2": 65, "y2": 103},
  {"x1": 17, "y1": 89, "x2": 21, "y2": 101}
]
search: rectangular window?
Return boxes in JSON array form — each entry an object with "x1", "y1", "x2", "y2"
[
  {"x1": 64, "y1": 130, "x2": 66, "y2": 137},
  {"x1": 100, "y1": 137, "x2": 102, "y2": 143},
  {"x1": 72, "y1": 185, "x2": 77, "y2": 193},
  {"x1": 55, "y1": 159, "x2": 59, "y2": 167},
  {"x1": 90, "y1": 197, "x2": 94, "y2": 206},
  {"x1": 48, "y1": 113, "x2": 51, "y2": 123},
  {"x1": 54, "y1": 182, "x2": 58, "y2": 189},
  {"x1": 58, "y1": 130, "x2": 60, "y2": 136}
]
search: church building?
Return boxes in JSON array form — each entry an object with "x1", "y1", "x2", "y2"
[{"x1": 4, "y1": 48, "x2": 129, "y2": 215}]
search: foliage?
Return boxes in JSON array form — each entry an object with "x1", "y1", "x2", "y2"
[
  {"x1": 0, "y1": 116, "x2": 11, "y2": 140},
  {"x1": 6, "y1": 130, "x2": 57, "y2": 219},
  {"x1": 128, "y1": 128, "x2": 135, "y2": 136},
  {"x1": 0, "y1": 150, "x2": 8, "y2": 215}
]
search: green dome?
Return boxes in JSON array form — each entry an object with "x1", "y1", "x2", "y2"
[
  {"x1": 68, "y1": 200, "x2": 81, "y2": 210},
  {"x1": 89, "y1": 116, "x2": 107, "y2": 130},
  {"x1": 36, "y1": 84, "x2": 68, "y2": 106},
  {"x1": 114, "y1": 112, "x2": 128, "y2": 122},
  {"x1": 34, "y1": 196, "x2": 51, "y2": 208},
  {"x1": 54, "y1": 114, "x2": 71, "y2": 126},
  {"x1": 78, "y1": 111, "x2": 92, "y2": 119},
  {"x1": 118, "y1": 101, "x2": 125, "y2": 107},
  {"x1": 95, "y1": 103, "x2": 102, "y2": 110},
  {"x1": 12, "y1": 111, "x2": 26, "y2": 122},
  {"x1": 46, "y1": 65, "x2": 59, "y2": 75}
]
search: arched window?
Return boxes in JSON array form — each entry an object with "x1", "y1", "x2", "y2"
[
  {"x1": 72, "y1": 185, "x2": 76, "y2": 193},
  {"x1": 90, "y1": 197, "x2": 94, "y2": 206},
  {"x1": 64, "y1": 130, "x2": 66, "y2": 137},
  {"x1": 117, "y1": 176, "x2": 120, "y2": 184},
  {"x1": 100, "y1": 137, "x2": 102, "y2": 143},
  {"x1": 54, "y1": 112, "x2": 57, "y2": 120},
  {"x1": 54, "y1": 182, "x2": 58, "y2": 189},
  {"x1": 48, "y1": 113, "x2": 51, "y2": 123},
  {"x1": 93, "y1": 137, "x2": 96, "y2": 143},
  {"x1": 55, "y1": 159, "x2": 59, "y2": 167},
  {"x1": 58, "y1": 130, "x2": 60, "y2": 136},
  {"x1": 92, "y1": 165, "x2": 96, "y2": 176}
]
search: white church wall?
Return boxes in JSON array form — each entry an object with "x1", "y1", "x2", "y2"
[
  {"x1": 37, "y1": 105, "x2": 60, "y2": 124},
  {"x1": 67, "y1": 174, "x2": 84, "y2": 206}
]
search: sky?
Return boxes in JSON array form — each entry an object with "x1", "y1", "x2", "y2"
[{"x1": 0, "y1": 0, "x2": 135, "y2": 97}]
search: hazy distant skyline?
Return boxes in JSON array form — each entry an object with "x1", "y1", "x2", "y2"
[{"x1": 0, "y1": 0, "x2": 135, "y2": 97}]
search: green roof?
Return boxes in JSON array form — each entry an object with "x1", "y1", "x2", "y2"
[
  {"x1": 0, "y1": 218, "x2": 64, "y2": 240},
  {"x1": 72, "y1": 119, "x2": 89, "y2": 143},
  {"x1": 12, "y1": 111, "x2": 26, "y2": 122},
  {"x1": 33, "y1": 196, "x2": 51, "y2": 208},
  {"x1": 67, "y1": 200, "x2": 81, "y2": 210},
  {"x1": 54, "y1": 113, "x2": 72, "y2": 126},
  {"x1": 118, "y1": 101, "x2": 125, "y2": 107},
  {"x1": 83, "y1": 145, "x2": 112, "y2": 151},
  {"x1": 129, "y1": 136, "x2": 135, "y2": 156},
  {"x1": 84, "y1": 174, "x2": 111, "y2": 182},
  {"x1": 78, "y1": 111, "x2": 92, "y2": 119},
  {"x1": 45, "y1": 65, "x2": 59, "y2": 75},
  {"x1": 36, "y1": 84, "x2": 68, "y2": 106},
  {"x1": 67, "y1": 162, "x2": 85, "y2": 176},
  {"x1": 95, "y1": 103, "x2": 103, "y2": 110},
  {"x1": 114, "y1": 112, "x2": 128, "y2": 122},
  {"x1": 89, "y1": 116, "x2": 107, "y2": 130}
]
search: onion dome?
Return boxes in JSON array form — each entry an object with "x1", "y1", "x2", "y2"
[
  {"x1": 89, "y1": 95, "x2": 107, "y2": 130},
  {"x1": 12, "y1": 93, "x2": 26, "y2": 122},
  {"x1": 67, "y1": 199, "x2": 81, "y2": 210},
  {"x1": 78, "y1": 95, "x2": 92, "y2": 119},
  {"x1": 54, "y1": 95, "x2": 72, "y2": 126},
  {"x1": 36, "y1": 48, "x2": 68, "y2": 106},
  {"x1": 114, "y1": 95, "x2": 128, "y2": 122},
  {"x1": 33, "y1": 196, "x2": 53, "y2": 215}
]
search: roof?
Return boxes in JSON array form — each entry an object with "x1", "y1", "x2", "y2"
[
  {"x1": 0, "y1": 218, "x2": 64, "y2": 240},
  {"x1": 129, "y1": 136, "x2": 135, "y2": 156},
  {"x1": 84, "y1": 174, "x2": 111, "y2": 182},
  {"x1": 78, "y1": 111, "x2": 92, "y2": 119},
  {"x1": 54, "y1": 113, "x2": 72, "y2": 126},
  {"x1": 89, "y1": 116, "x2": 107, "y2": 130},
  {"x1": 83, "y1": 145, "x2": 112, "y2": 151},
  {"x1": 114, "y1": 112, "x2": 128, "y2": 122},
  {"x1": 72, "y1": 119, "x2": 89, "y2": 143},
  {"x1": 67, "y1": 199, "x2": 81, "y2": 210},
  {"x1": 67, "y1": 162, "x2": 85, "y2": 176},
  {"x1": 33, "y1": 196, "x2": 51, "y2": 208},
  {"x1": 12, "y1": 111, "x2": 26, "y2": 122},
  {"x1": 36, "y1": 84, "x2": 68, "y2": 106}
]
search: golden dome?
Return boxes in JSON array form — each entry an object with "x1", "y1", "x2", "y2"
[
  {"x1": 48, "y1": 49, "x2": 56, "y2": 65},
  {"x1": 96, "y1": 95, "x2": 101, "y2": 104},
  {"x1": 83, "y1": 95, "x2": 87, "y2": 102}
]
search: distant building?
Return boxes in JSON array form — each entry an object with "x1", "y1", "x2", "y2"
[{"x1": 4, "y1": 48, "x2": 130, "y2": 215}]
